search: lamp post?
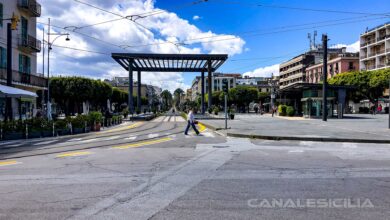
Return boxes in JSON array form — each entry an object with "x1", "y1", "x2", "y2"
[
  {"x1": 46, "y1": 18, "x2": 70, "y2": 120},
  {"x1": 268, "y1": 73, "x2": 278, "y2": 110}
]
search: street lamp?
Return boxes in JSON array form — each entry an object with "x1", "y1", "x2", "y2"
[
  {"x1": 268, "y1": 73, "x2": 278, "y2": 109},
  {"x1": 46, "y1": 18, "x2": 70, "y2": 120}
]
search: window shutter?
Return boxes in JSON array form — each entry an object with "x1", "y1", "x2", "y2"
[
  {"x1": 1, "y1": 47, "x2": 6, "y2": 68},
  {"x1": 27, "y1": 56, "x2": 31, "y2": 74},
  {"x1": 19, "y1": 54, "x2": 24, "y2": 73}
]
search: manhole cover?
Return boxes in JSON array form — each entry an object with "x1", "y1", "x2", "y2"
[{"x1": 213, "y1": 145, "x2": 229, "y2": 148}]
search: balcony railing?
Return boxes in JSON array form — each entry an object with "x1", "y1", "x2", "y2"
[
  {"x1": 18, "y1": 34, "x2": 41, "y2": 53},
  {"x1": 17, "y1": 0, "x2": 41, "y2": 17},
  {"x1": 0, "y1": 68, "x2": 47, "y2": 88}
]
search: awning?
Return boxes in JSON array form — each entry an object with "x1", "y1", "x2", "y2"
[
  {"x1": 301, "y1": 97, "x2": 335, "y2": 101},
  {"x1": 0, "y1": 84, "x2": 38, "y2": 98}
]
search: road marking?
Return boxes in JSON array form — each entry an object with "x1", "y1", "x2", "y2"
[
  {"x1": 125, "y1": 136, "x2": 137, "y2": 140},
  {"x1": 99, "y1": 122, "x2": 143, "y2": 134},
  {"x1": 198, "y1": 123, "x2": 207, "y2": 132},
  {"x1": 153, "y1": 116, "x2": 165, "y2": 122},
  {"x1": 168, "y1": 134, "x2": 176, "y2": 138},
  {"x1": 111, "y1": 137, "x2": 173, "y2": 150},
  {"x1": 56, "y1": 151, "x2": 93, "y2": 158},
  {"x1": 33, "y1": 140, "x2": 57, "y2": 146},
  {"x1": 67, "y1": 138, "x2": 83, "y2": 142},
  {"x1": 0, "y1": 160, "x2": 21, "y2": 167},
  {"x1": 80, "y1": 138, "x2": 99, "y2": 143},
  {"x1": 102, "y1": 136, "x2": 121, "y2": 141},
  {"x1": 289, "y1": 149, "x2": 304, "y2": 153},
  {"x1": 202, "y1": 132, "x2": 215, "y2": 138},
  {"x1": 7, "y1": 143, "x2": 23, "y2": 147},
  {"x1": 148, "y1": 133, "x2": 159, "y2": 138},
  {"x1": 176, "y1": 116, "x2": 185, "y2": 122},
  {"x1": 163, "y1": 117, "x2": 170, "y2": 122},
  {"x1": 0, "y1": 141, "x2": 19, "y2": 146}
]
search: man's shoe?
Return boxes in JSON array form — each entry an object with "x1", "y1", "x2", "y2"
[{"x1": 184, "y1": 133, "x2": 188, "y2": 135}]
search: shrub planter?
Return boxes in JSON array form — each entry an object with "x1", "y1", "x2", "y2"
[
  {"x1": 57, "y1": 129, "x2": 71, "y2": 136},
  {"x1": 28, "y1": 131, "x2": 41, "y2": 139},
  {"x1": 4, "y1": 132, "x2": 24, "y2": 140},
  {"x1": 73, "y1": 128, "x2": 84, "y2": 134},
  {"x1": 41, "y1": 130, "x2": 53, "y2": 138}
]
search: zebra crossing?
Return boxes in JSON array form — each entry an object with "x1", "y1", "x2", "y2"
[{"x1": 153, "y1": 116, "x2": 185, "y2": 122}]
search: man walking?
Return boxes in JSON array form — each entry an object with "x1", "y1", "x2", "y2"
[{"x1": 184, "y1": 109, "x2": 200, "y2": 135}]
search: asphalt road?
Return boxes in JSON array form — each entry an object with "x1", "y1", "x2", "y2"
[{"x1": 1, "y1": 112, "x2": 390, "y2": 219}]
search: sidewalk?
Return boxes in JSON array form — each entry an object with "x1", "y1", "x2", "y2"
[{"x1": 200, "y1": 114, "x2": 390, "y2": 143}]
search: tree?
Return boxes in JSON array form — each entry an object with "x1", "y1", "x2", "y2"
[
  {"x1": 329, "y1": 69, "x2": 390, "y2": 103},
  {"x1": 173, "y1": 88, "x2": 184, "y2": 106},
  {"x1": 161, "y1": 90, "x2": 173, "y2": 111},
  {"x1": 228, "y1": 86, "x2": 258, "y2": 112}
]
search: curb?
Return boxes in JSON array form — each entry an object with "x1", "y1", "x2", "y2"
[{"x1": 226, "y1": 132, "x2": 390, "y2": 144}]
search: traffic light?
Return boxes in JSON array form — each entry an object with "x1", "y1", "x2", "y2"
[
  {"x1": 222, "y1": 79, "x2": 229, "y2": 93},
  {"x1": 11, "y1": 13, "x2": 20, "y2": 30}
]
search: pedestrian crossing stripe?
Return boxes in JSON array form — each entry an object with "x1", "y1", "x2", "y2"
[
  {"x1": 111, "y1": 137, "x2": 173, "y2": 150},
  {"x1": 0, "y1": 160, "x2": 21, "y2": 167},
  {"x1": 56, "y1": 151, "x2": 93, "y2": 158},
  {"x1": 98, "y1": 122, "x2": 143, "y2": 134}
]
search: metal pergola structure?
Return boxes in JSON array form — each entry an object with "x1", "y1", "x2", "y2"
[{"x1": 112, "y1": 53, "x2": 228, "y2": 114}]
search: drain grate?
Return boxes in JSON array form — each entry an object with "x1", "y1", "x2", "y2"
[{"x1": 213, "y1": 145, "x2": 229, "y2": 148}]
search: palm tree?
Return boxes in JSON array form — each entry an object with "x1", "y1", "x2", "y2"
[
  {"x1": 174, "y1": 88, "x2": 184, "y2": 107},
  {"x1": 161, "y1": 90, "x2": 173, "y2": 111}
]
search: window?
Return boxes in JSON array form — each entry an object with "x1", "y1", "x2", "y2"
[
  {"x1": 349, "y1": 62, "x2": 354, "y2": 70},
  {"x1": 19, "y1": 54, "x2": 31, "y2": 74},
  {"x1": 21, "y1": 17, "x2": 28, "y2": 39},
  {"x1": 0, "y1": 47, "x2": 6, "y2": 68}
]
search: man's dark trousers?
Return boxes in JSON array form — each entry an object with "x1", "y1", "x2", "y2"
[{"x1": 185, "y1": 120, "x2": 199, "y2": 135}]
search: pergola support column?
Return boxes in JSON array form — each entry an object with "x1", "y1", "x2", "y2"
[
  {"x1": 207, "y1": 60, "x2": 212, "y2": 109},
  {"x1": 128, "y1": 59, "x2": 134, "y2": 115},
  {"x1": 201, "y1": 71, "x2": 205, "y2": 114},
  {"x1": 137, "y1": 70, "x2": 141, "y2": 113}
]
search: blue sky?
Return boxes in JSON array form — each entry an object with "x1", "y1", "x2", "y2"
[{"x1": 39, "y1": 0, "x2": 390, "y2": 91}]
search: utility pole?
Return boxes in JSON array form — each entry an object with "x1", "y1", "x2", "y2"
[
  {"x1": 42, "y1": 27, "x2": 45, "y2": 107},
  {"x1": 47, "y1": 18, "x2": 51, "y2": 120},
  {"x1": 5, "y1": 23, "x2": 12, "y2": 121},
  {"x1": 322, "y1": 34, "x2": 328, "y2": 121}
]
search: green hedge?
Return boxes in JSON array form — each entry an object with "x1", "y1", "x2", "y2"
[
  {"x1": 278, "y1": 105, "x2": 287, "y2": 116},
  {"x1": 286, "y1": 106, "x2": 295, "y2": 116}
]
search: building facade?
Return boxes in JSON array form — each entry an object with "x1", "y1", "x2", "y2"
[
  {"x1": 104, "y1": 77, "x2": 162, "y2": 108},
  {"x1": 0, "y1": 0, "x2": 46, "y2": 120},
  {"x1": 279, "y1": 48, "x2": 345, "y2": 89},
  {"x1": 191, "y1": 73, "x2": 239, "y2": 101},
  {"x1": 306, "y1": 52, "x2": 359, "y2": 83},
  {"x1": 360, "y1": 22, "x2": 390, "y2": 71},
  {"x1": 237, "y1": 76, "x2": 267, "y2": 86}
]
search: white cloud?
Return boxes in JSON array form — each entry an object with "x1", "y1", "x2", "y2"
[
  {"x1": 37, "y1": 0, "x2": 245, "y2": 91},
  {"x1": 243, "y1": 64, "x2": 280, "y2": 77},
  {"x1": 331, "y1": 40, "x2": 360, "y2": 53},
  {"x1": 193, "y1": 15, "x2": 201, "y2": 20}
]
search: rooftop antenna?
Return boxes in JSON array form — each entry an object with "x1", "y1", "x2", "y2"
[
  {"x1": 307, "y1": 33, "x2": 312, "y2": 50},
  {"x1": 313, "y1": 30, "x2": 317, "y2": 48}
]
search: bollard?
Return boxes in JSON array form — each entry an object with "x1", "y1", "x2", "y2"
[
  {"x1": 52, "y1": 122, "x2": 55, "y2": 137},
  {"x1": 0, "y1": 127, "x2": 2, "y2": 140},
  {"x1": 26, "y1": 123, "x2": 28, "y2": 139}
]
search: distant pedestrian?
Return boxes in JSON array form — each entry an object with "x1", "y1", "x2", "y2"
[
  {"x1": 254, "y1": 106, "x2": 259, "y2": 114},
  {"x1": 378, "y1": 104, "x2": 382, "y2": 113},
  {"x1": 184, "y1": 109, "x2": 199, "y2": 135},
  {"x1": 271, "y1": 106, "x2": 276, "y2": 117}
]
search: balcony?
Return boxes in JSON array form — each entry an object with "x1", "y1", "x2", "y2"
[
  {"x1": 0, "y1": 68, "x2": 47, "y2": 88},
  {"x1": 17, "y1": 0, "x2": 41, "y2": 17},
  {"x1": 18, "y1": 34, "x2": 41, "y2": 53}
]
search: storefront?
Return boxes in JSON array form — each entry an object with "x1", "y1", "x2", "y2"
[
  {"x1": 0, "y1": 84, "x2": 37, "y2": 121},
  {"x1": 279, "y1": 83, "x2": 352, "y2": 118}
]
